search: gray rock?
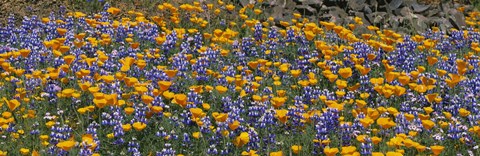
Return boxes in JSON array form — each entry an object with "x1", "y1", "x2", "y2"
[
  {"x1": 355, "y1": 25, "x2": 370, "y2": 34},
  {"x1": 388, "y1": 16, "x2": 403, "y2": 30},
  {"x1": 448, "y1": 10, "x2": 466, "y2": 29},
  {"x1": 320, "y1": 14, "x2": 333, "y2": 22},
  {"x1": 438, "y1": 11, "x2": 445, "y2": 18},
  {"x1": 285, "y1": 0, "x2": 297, "y2": 10},
  {"x1": 440, "y1": 2, "x2": 452, "y2": 12},
  {"x1": 400, "y1": 7, "x2": 412, "y2": 17},
  {"x1": 463, "y1": 5, "x2": 474, "y2": 13},
  {"x1": 412, "y1": 3, "x2": 430, "y2": 13},
  {"x1": 296, "y1": 5, "x2": 317, "y2": 15},
  {"x1": 320, "y1": 4, "x2": 329, "y2": 11},
  {"x1": 429, "y1": 17, "x2": 446, "y2": 29},
  {"x1": 369, "y1": 0, "x2": 378, "y2": 10},
  {"x1": 348, "y1": 0, "x2": 366, "y2": 11},
  {"x1": 328, "y1": 7, "x2": 348, "y2": 24},
  {"x1": 363, "y1": 5, "x2": 372, "y2": 14},
  {"x1": 396, "y1": 27, "x2": 411, "y2": 34},
  {"x1": 373, "y1": 15, "x2": 384, "y2": 24},
  {"x1": 369, "y1": 12, "x2": 387, "y2": 25},
  {"x1": 437, "y1": 18, "x2": 453, "y2": 31},
  {"x1": 271, "y1": 6, "x2": 287, "y2": 20},
  {"x1": 371, "y1": 12, "x2": 387, "y2": 17},
  {"x1": 299, "y1": 0, "x2": 323, "y2": 5},
  {"x1": 414, "y1": 14, "x2": 428, "y2": 33},
  {"x1": 328, "y1": 6, "x2": 348, "y2": 18},
  {"x1": 425, "y1": 8, "x2": 440, "y2": 17},
  {"x1": 389, "y1": 0, "x2": 403, "y2": 10},
  {"x1": 238, "y1": 0, "x2": 253, "y2": 6},
  {"x1": 365, "y1": 13, "x2": 375, "y2": 25},
  {"x1": 354, "y1": 12, "x2": 371, "y2": 25},
  {"x1": 389, "y1": 16, "x2": 401, "y2": 30}
]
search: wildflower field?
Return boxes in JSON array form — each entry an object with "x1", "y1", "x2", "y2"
[{"x1": 1, "y1": 0, "x2": 480, "y2": 156}]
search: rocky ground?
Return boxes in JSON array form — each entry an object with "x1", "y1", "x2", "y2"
[{"x1": 250, "y1": 0, "x2": 477, "y2": 34}]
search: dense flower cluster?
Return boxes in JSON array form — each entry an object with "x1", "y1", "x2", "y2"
[{"x1": 0, "y1": 1, "x2": 479, "y2": 156}]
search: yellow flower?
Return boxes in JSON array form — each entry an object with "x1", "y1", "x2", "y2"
[
  {"x1": 124, "y1": 107, "x2": 135, "y2": 115},
  {"x1": 425, "y1": 93, "x2": 439, "y2": 103},
  {"x1": 229, "y1": 120, "x2": 240, "y2": 130},
  {"x1": 385, "y1": 151, "x2": 403, "y2": 156},
  {"x1": 269, "y1": 151, "x2": 283, "y2": 156},
  {"x1": 82, "y1": 134, "x2": 97, "y2": 150},
  {"x1": 275, "y1": 109, "x2": 288, "y2": 124},
  {"x1": 372, "y1": 152, "x2": 384, "y2": 156},
  {"x1": 424, "y1": 107, "x2": 434, "y2": 114},
  {"x1": 241, "y1": 150, "x2": 258, "y2": 156},
  {"x1": 190, "y1": 108, "x2": 206, "y2": 119},
  {"x1": 446, "y1": 73, "x2": 464, "y2": 88},
  {"x1": 61, "y1": 88, "x2": 75, "y2": 97},
  {"x1": 0, "y1": 150, "x2": 7, "y2": 156},
  {"x1": 214, "y1": 9, "x2": 221, "y2": 15},
  {"x1": 271, "y1": 97, "x2": 286, "y2": 108},
  {"x1": 397, "y1": 75, "x2": 410, "y2": 85},
  {"x1": 233, "y1": 132, "x2": 249, "y2": 147},
  {"x1": 122, "y1": 124, "x2": 132, "y2": 132},
  {"x1": 212, "y1": 112, "x2": 228, "y2": 122},
  {"x1": 359, "y1": 117, "x2": 374, "y2": 128},
  {"x1": 2, "y1": 111, "x2": 11, "y2": 118},
  {"x1": 290, "y1": 69, "x2": 302, "y2": 78},
  {"x1": 101, "y1": 75, "x2": 115, "y2": 84},
  {"x1": 372, "y1": 136, "x2": 382, "y2": 145},
  {"x1": 19, "y1": 49, "x2": 31, "y2": 58},
  {"x1": 107, "y1": 133, "x2": 114, "y2": 139},
  {"x1": 459, "y1": 108, "x2": 471, "y2": 117},
  {"x1": 304, "y1": 31, "x2": 315, "y2": 41},
  {"x1": 254, "y1": 9, "x2": 262, "y2": 15},
  {"x1": 31, "y1": 150, "x2": 39, "y2": 156},
  {"x1": 40, "y1": 135, "x2": 49, "y2": 141},
  {"x1": 377, "y1": 117, "x2": 396, "y2": 129},
  {"x1": 427, "y1": 56, "x2": 438, "y2": 65},
  {"x1": 162, "y1": 91, "x2": 175, "y2": 100},
  {"x1": 324, "y1": 147, "x2": 339, "y2": 156},
  {"x1": 226, "y1": 4, "x2": 235, "y2": 11},
  {"x1": 132, "y1": 122, "x2": 147, "y2": 131},
  {"x1": 56, "y1": 28, "x2": 67, "y2": 36},
  {"x1": 107, "y1": 7, "x2": 121, "y2": 15},
  {"x1": 279, "y1": 64, "x2": 289, "y2": 72},
  {"x1": 4, "y1": 98, "x2": 20, "y2": 111},
  {"x1": 173, "y1": 94, "x2": 188, "y2": 108},
  {"x1": 151, "y1": 106, "x2": 163, "y2": 113},
  {"x1": 158, "y1": 81, "x2": 172, "y2": 91},
  {"x1": 421, "y1": 120, "x2": 435, "y2": 130},
  {"x1": 215, "y1": 85, "x2": 228, "y2": 94},
  {"x1": 415, "y1": 145, "x2": 426, "y2": 152},
  {"x1": 370, "y1": 78, "x2": 384, "y2": 86},
  {"x1": 430, "y1": 145, "x2": 444, "y2": 155},
  {"x1": 355, "y1": 99, "x2": 367, "y2": 108},
  {"x1": 202, "y1": 103, "x2": 211, "y2": 110},
  {"x1": 404, "y1": 113, "x2": 415, "y2": 121},
  {"x1": 192, "y1": 132, "x2": 201, "y2": 139},
  {"x1": 291, "y1": 145, "x2": 302, "y2": 154},
  {"x1": 20, "y1": 148, "x2": 29, "y2": 155},
  {"x1": 141, "y1": 95, "x2": 154, "y2": 104},
  {"x1": 340, "y1": 146, "x2": 357, "y2": 155},
  {"x1": 56, "y1": 140, "x2": 76, "y2": 151}
]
